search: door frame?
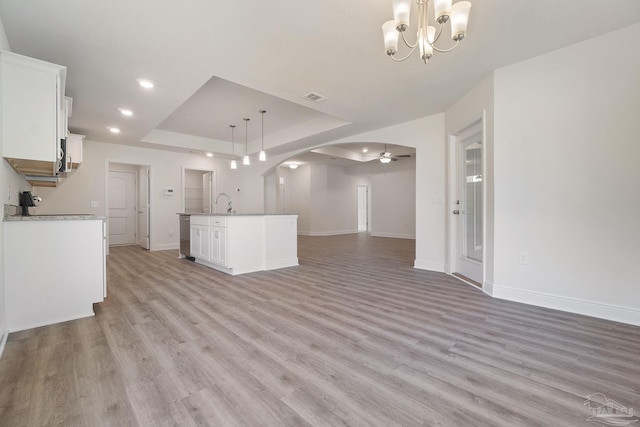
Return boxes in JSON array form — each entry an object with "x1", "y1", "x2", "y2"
[
  {"x1": 137, "y1": 166, "x2": 151, "y2": 249},
  {"x1": 105, "y1": 161, "x2": 152, "y2": 254},
  {"x1": 447, "y1": 113, "x2": 487, "y2": 289},
  {"x1": 357, "y1": 184, "x2": 369, "y2": 232},
  {"x1": 181, "y1": 167, "x2": 216, "y2": 214}
]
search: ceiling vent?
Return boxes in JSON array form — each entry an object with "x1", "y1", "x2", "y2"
[{"x1": 303, "y1": 92, "x2": 327, "y2": 103}]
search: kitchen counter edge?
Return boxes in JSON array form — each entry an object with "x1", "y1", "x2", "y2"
[
  {"x1": 4, "y1": 215, "x2": 106, "y2": 221},
  {"x1": 177, "y1": 213, "x2": 298, "y2": 217}
]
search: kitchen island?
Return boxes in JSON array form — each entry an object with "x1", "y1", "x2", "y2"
[{"x1": 179, "y1": 213, "x2": 298, "y2": 275}]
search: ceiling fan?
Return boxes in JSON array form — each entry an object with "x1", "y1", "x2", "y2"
[{"x1": 378, "y1": 144, "x2": 411, "y2": 163}]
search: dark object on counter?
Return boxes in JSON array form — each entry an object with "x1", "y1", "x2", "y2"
[{"x1": 19, "y1": 191, "x2": 36, "y2": 216}]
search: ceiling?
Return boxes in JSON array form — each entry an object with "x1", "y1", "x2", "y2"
[{"x1": 1, "y1": 1, "x2": 639, "y2": 165}]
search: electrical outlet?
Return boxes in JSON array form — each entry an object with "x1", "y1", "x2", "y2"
[
  {"x1": 518, "y1": 251, "x2": 530, "y2": 265},
  {"x1": 90, "y1": 201, "x2": 99, "y2": 208},
  {"x1": 169, "y1": 229, "x2": 174, "y2": 237}
]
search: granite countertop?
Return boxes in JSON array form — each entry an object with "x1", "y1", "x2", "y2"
[
  {"x1": 4, "y1": 204, "x2": 105, "y2": 221},
  {"x1": 177, "y1": 212, "x2": 297, "y2": 216},
  {"x1": 5, "y1": 214, "x2": 106, "y2": 221}
]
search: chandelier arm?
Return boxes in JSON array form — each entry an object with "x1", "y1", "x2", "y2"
[
  {"x1": 400, "y1": 30, "x2": 418, "y2": 49},
  {"x1": 390, "y1": 46, "x2": 418, "y2": 62},
  {"x1": 431, "y1": 23, "x2": 444, "y2": 44},
  {"x1": 431, "y1": 40, "x2": 460, "y2": 53}
]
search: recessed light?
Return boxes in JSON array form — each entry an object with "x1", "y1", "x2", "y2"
[
  {"x1": 118, "y1": 108, "x2": 133, "y2": 117},
  {"x1": 205, "y1": 152, "x2": 213, "y2": 157},
  {"x1": 108, "y1": 127, "x2": 121, "y2": 134},
  {"x1": 137, "y1": 78, "x2": 154, "y2": 89},
  {"x1": 362, "y1": 148, "x2": 368, "y2": 153},
  {"x1": 288, "y1": 164, "x2": 299, "y2": 169}
]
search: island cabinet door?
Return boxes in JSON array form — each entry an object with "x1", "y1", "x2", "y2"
[
  {"x1": 190, "y1": 224, "x2": 211, "y2": 262},
  {"x1": 211, "y1": 227, "x2": 228, "y2": 267}
]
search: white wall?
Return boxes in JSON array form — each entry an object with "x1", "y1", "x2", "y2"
[
  {"x1": 285, "y1": 164, "x2": 369, "y2": 236},
  {"x1": 347, "y1": 157, "x2": 416, "y2": 239},
  {"x1": 289, "y1": 165, "x2": 311, "y2": 233},
  {"x1": 34, "y1": 140, "x2": 222, "y2": 250},
  {"x1": 492, "y1": 23, "x2": 640, "y2": 325}
]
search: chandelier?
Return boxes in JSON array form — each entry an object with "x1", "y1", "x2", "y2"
[{"x1": 382, "y1": 0, "x2": 471, "y2": 64}]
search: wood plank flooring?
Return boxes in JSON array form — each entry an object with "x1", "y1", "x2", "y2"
[{"x1": 1, "y1": 234, "x2": 639, "y2": 426}]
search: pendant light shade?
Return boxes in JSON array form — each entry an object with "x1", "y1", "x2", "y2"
[
  {"x1": 259, "y1": 109, "x2": 267, "y2": 161},
  {"x1": 243, "y1": 118, "x2": 250, "y2": 166},
  {"x1": 229, "y1": 124, "x2": 237, "y2": 170}
]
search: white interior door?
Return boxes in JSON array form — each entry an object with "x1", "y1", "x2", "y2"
[
  {"x1": 109, "y1": 171, "x2": 137, "y2": 246},
  {"x1": 454, "y1": 123, "x2": 483, "y2": 284},
  {"x1": 137, "y1": 166, "x2": 150, "y2": 249},
  {"x1": 357, "y1": 185, "x2": 368, "y2": 232}
]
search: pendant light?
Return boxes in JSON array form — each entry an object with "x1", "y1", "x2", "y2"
[
  {"x1": 242, "y1": 118, "x2": 250, "y2": 166},
  {"x1": 259, "y1": 110, "x2": 267, "y2": 161},
  {"x1": 229, "y1": 124, "x2": 237, "y2": 170}
]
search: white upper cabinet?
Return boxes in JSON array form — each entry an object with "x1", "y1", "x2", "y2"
[
  {"x1": 0, "y1": 50, "x2": 67, "y2": 176},
  {"x1": 66, "y1": 133, "x2": 84, "y2": 168}
]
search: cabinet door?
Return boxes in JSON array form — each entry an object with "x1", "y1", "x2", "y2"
[
  {"x1": 1, "y1": 52, "x2": 64, "y2": 164},
  {"x1": 217, "y1": 227, "x2": 228, "y2": 267},
  {"x1": 190, "y1": 226, "x2": 202, "y2": 258},
  {"x1": 191, "y1": 225, "x2": 211, "y2": 262},
  {"x1": 66, "y1": 133, "x2": 84, "y2": 167},
  {"x1": 211, "y1": 227, "x2": 220, "y2": 264}
]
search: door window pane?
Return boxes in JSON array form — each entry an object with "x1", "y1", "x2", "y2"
[{"x1": 463, "y1": 139, "x2": 482, "y2": 262}]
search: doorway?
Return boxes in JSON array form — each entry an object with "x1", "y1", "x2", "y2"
[
  {"x1": 183, "y1": 168, "x2": 215, "y2": 214},
  {"x1": 107, "y1": 162, "x2": 151, "y2": 249},
  {"x1": 450, "y1": 120, "x2": 484, "y2": 286},
  {"x1": 357, "y1": 185, "x2": 369, "y2": 232},
  {"x1": 108, "y1": 170, "x2": 136, "y2": 246}
]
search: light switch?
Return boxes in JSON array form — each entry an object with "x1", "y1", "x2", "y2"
[{"x1": 91, "y1": 201, "x2": 99, "y2": 208}]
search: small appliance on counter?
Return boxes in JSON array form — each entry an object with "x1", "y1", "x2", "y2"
[{"x1": 19, "y1": 191, "x2": 41, "y2": 216}]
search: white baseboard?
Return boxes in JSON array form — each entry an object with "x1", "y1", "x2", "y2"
[
  {"x1": 482, "y1": 281, "x2": 494, "y2": 296},
  {"x1": 370, "y1": 232, "x2": 416, "y2": 239},
  {"x1": 0, "y1": 319, "x2": 7, "y2": 360},
  {"x1": 493, "y1": 284, "x2": 640, "y2": 327},
  {"x1": 8, "y1": 311, "x2": 96, "y2": 333},
  {"x1": 265, "y1": 257, "x2": 299, "y2": 271},
  {"x1": 152, "y1": 243, "x2": 179, "y2": 251},
  {"x1": 413, "y1": 260, "x2": 445, "y2": 272},
  {"x1": 298, "y1": 230, "x2": 358, "y2": 237}
]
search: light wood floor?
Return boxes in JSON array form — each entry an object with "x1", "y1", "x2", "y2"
[{"x1": 1, "y1": 234, "x2": 639, "y2": 426}]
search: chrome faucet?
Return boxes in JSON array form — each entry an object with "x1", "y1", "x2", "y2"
[{"x1": 214, "y1": 192, "x2": 233, "y2": 214}]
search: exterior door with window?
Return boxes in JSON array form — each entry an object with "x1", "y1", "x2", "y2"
[{"x1": 454, "y1": 125, "x2": 483, "y2": 284}]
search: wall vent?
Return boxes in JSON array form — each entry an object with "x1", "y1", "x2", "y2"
[{"x1": 303, "y1": 92, "x2": 327, "y2": 103}]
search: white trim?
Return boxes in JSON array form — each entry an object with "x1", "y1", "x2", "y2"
[
  {"x1": 0, "y1": 321, "x2": 7, "y2": 359},
  {"x1": 265, "y1": 257, "x2": 299, "y2": 271},
  {"x1": 370, "y1": 232, "x2": 416, "y2": 239},
  {"x1": 9, "y1": 312, "x2": 95, "y2": 333},
  {"x1": 414, "y1": 260, "x2": 445, "y2": 272},
  {"x1": 298, "y1": 230, "x2": 359, "y2": 237},
  {"x1": 152, "y1": 243, "x2": 179, "y2": 251},
  {"x1": 493, "y1": 284, "x2": 640, "y2": 327},
  {"x1": 482, "y1": 281, "x2": 494, "y2": 296}
]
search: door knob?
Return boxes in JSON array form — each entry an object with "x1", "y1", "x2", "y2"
[{"x1": 453, "y1": 210, "x2": 460, "y2": 215}]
